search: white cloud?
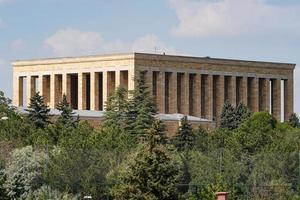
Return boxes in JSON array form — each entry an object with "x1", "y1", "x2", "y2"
[
  {"x1": 169, "y1": 0, "x2": 300, "y2": 38},
  {"x1": 45, "y1": 28, "x2": 103, "y2": 56},
  {"x1": 131, "y1": 34, "x2": 176, "y2": 54},
  {"x1": 10, "y1": 38, "x2": 26, "y2": 51},
  {"x1": 45, "y1": 28, "x2": 176, "y2": 56},
  {"x1": 103, "y1": 34, "x2": 176, "y2": 54}
]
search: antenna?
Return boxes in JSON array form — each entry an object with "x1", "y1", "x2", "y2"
[{"x1": 154, "y1": 46, "x2": 157, "y2": 54}]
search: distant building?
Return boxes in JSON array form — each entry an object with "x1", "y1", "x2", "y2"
[{"x1": 12, "y1": 53, "x2": 295, "y2": 131}]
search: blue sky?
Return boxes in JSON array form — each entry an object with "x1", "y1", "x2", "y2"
[{"x1": 0, "y1": 0, "x2": 300, "y2": 114}]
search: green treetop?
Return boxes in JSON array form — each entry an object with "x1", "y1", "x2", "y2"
[
  {"x1": 101, "y1": 86, "x2": 129, "y2": 131},
  {"x1": 172, "y1": 116, "x2": 195, "y2": 152},
  {"x1": 110, "y1": 118, "x2": 181, "y2": 200},
  {"x1": 219, "y1": 101, "x2": 251, "y2": 130},
  {"x1": 235, "y1": 102, "x2": 251, "y2": 127},
  {"x1": 56, "y1": 94, "x2": 76, "y2": 127},
  {"x1": 288, "y1": 113, "x2": 300, "y2": 128},
  {"x1": 219, "y1": 100, "x2": 236, "y2": 130},
  {"x1": 128, "y1": 71, "x2": 158, "y2": 136},
  {"x1": 25, "y1": 92, "x2": 50, "y2": 129}
]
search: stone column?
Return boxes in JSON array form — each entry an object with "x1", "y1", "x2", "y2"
[
  {"x1": 102, "y1": 71, "x2": 108, "y2": 109},
  {"x1": 115, "y1": 70, "x2": 121, "y2": 88},
  {"x1": 262, "y1": 78, "x2": 270, "y2": 112},
  {"x1": 26, "y1": 76, "x2": 36, "y2": 106},
  {"x1": 216, "y1": 75, "x2": 225, "y2": 119},
  {"x1": 38, "y1": 75, "x2": 44, "y2": 97},
  {"x1": 13, "y1": 76, "x2": 23, "y2": 106},
  {"x1": 26, "y1": 76, "x2": 31, "y2": 106},
  {"x1": 251, "y1": 77, "x2": 259, "y2": 112},
  {"x1": 206, "y1": 74, "x2": 214, "y2": 120},
  {"x1": 128, "y1": 69, "x2": 135, "y2": 91},
  {"x1": 231, "y1": 76, "x2": 237, "y2": 107},
  {"x1": 168, "y1": 72, "x2": 177, "y2": 113},
  {"x1": 284, "y1": 78, "x2": 293, "y2": 121},
  {"x1": 157, "y1": 71, "x2": 165, "y2": 113},
  {"x1": 272, "y1": 79, "x2": 281, "y2": 121},
  {"x1": 90, "y1": 72, "x2": 96, "y2": 110},
  {"x1": 181, "y1": 73, "x2": 190, "y2": 115},
  {"x1": 54, "y1": 75, "x2": 63, "y2": 105},
  {"x1": 49, "y1": 74, "x2": 55, "y2": 108},
  {"x1": 78, "y1": 72, "x2": 87, "y2": 110},
  {"x1": 145, "y1": 70, "x2": 153, "y2": 95},
  {"x1": 62, "y1": 74, "x2": 67, "y2": 96},
  {"x1": 62, "y1": 73, "x2": 71, "y2": 104},
  {"x1": 241, "y1": 77, "x2": 248, "y2": 106},
  {"x1": 193, "y1": 73, "x2": 201, "y2": 117}
]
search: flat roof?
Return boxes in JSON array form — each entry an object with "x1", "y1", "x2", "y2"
[
  {"x1": 16, "y1": 107, "x2": 213, "y2": 122},
  {"x1": 12, "y1": 52, "x2": 296, "y2": 69}
]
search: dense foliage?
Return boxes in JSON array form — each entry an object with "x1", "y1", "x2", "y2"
[
  {"x1": 0, "y1": 72, "x2": 300, "y2": 199},
  {"x1": 109, "y1": 120, "x2": 181, "y2": 200}
]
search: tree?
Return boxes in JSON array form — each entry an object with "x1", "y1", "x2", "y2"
[
  {"x1": 146, "y1": 119, "x2": 168, "y2": 145},
  {"x1": 0, "y1": 91, "x2": 14, "y2": 117},
  {"x1": 219, "y1": 101, "x2": 251, "y2": 130},
  {"x1": 26, "y1": 92, "x2": 50, "y2": 129},
  {"x1": 219, "y1": 100, "x2": 235, "y2": 129},
  {"x1": 194, "y1": 125, "x2": 209, "y2": 152},
  {"x1": 0, "y1": 168, "x2": 8, "y2": 200},
  {"x1": 288, "y1": 113, "x2": 300, "y2": 128},
  {"x1": 172, "y1": 116, "x2": 195, "y2": 152},
  {"x1": 128, "y1": 71, "x2": 158, "y2": 136},
  {"x1": 56, "y1": 94, "x2": 76, "y2": 127},
  {"x1": 109, "y1": 118, "x2": 181, "y2": 200},
  {"x1": 5, "y1": 146, "x2": 45, "y2": 200},
  {"x1": 102, "y1": 87, "x2": 129, "y2": 131},
  {"x1": 234, "y1": 102, "x2": 251, "y2": 128}
]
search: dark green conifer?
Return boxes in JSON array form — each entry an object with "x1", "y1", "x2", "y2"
[
  {"x1": 102, "y1": 86, "x2": 129, "y2": 131},
  {"x1": 219, "y1": 100, "x2": 236, "y2": 129},
  {"x1": 173, "y1": 116, "x2": 195, "y2": 152},
  {"x1": 234, "y1": 102, "x2": 251, "y2": 127},
  {"x1": 56, "y1": 94, "x2": 76, "y2": 127},
  {"x1": 288, "y1": 113, "x2": 300, "y2": 128},
  {"x1": 110, "y1": 118, "x2": 181, "y2": 200},
  {"x1": 25, "y1": 92, "x2": 50, "y2": 129},
  {"x1": 128, "y1": 71, "x2": 158, "y2": 136}
]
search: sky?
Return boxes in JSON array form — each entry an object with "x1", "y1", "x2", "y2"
[{"x1": 0, "y1": 0, "x2": 300, "y2": 114}]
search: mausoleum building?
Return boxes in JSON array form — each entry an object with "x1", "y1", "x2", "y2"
[{"x1": 12, "y1": 53, "x2": 295, "y2": 129}]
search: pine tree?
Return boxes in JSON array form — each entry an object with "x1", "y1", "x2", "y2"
[
  {"x1": 0, "y1": 168, "x2": 8, "y2": 200},
  {"x1": 102, "y1": 86, "x2": 129, "y2": 131},
  {"x1": 110, "y1": 119, "x2": 181, "y2": 200},
  {"x1": 288, "y1": 113, "x2": 300, "y2": 128},
  {"x1": 234, "y1": 102, "x2": 251, "y2": 127},
  {"x1": 25, "y1": 92, "x2": 50, "y2": 129},
  {"x1": 172, "y1": 116, "x2": 195, "y2": 152},
  {"x1": 219, "y1": 100, "x2": 236, "y2": 129},
  {"x1": 128, "y1": 71, "x2": 158, "y2": 136},
  {"x1": 56, "y1": 94, "x2": 76, "y2": 127},
  {"x1": 219, "y1": 101, "x2": 251, "y2": 130}
]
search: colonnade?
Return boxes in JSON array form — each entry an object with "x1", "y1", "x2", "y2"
[
  {"x1": 14, "y1": 70, "x2": 293, "y2": 122},
  {"x1": 14, "y1": 69, "x2": 134, "y2": 111},
  {"x1": 144, "y1": 70, "x2": 293, "y2": 122}
]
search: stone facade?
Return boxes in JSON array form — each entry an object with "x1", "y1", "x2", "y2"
[{"x1": 12, "y1": 52, "x2": 295, "y2": 127}]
